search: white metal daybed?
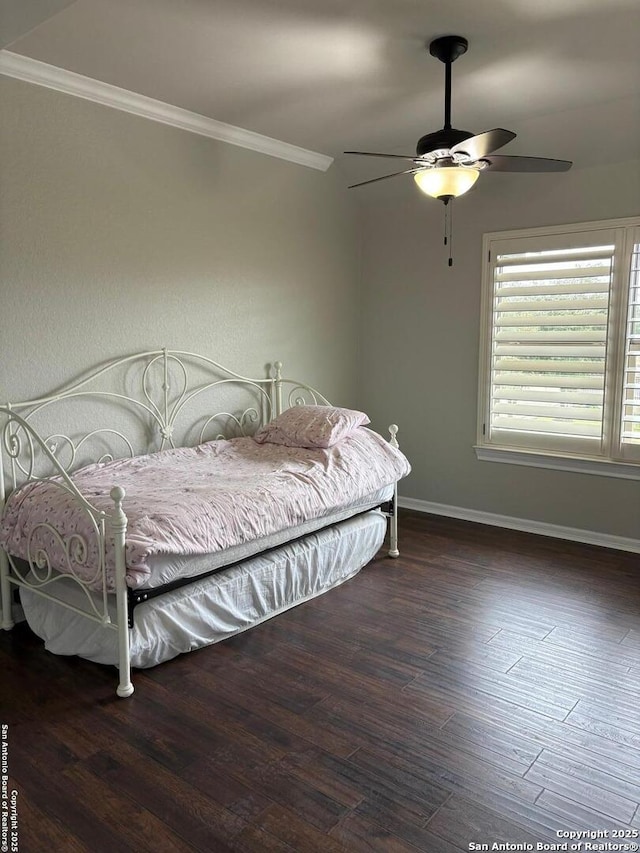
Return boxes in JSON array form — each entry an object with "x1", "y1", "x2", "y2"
[{"x1": 0, "y1": 349, "x2": 408, "y2": 698}]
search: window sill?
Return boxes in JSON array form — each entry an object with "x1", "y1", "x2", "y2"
[{"x1": 474, "y1": 446, "x2": 640, "y2": 481}]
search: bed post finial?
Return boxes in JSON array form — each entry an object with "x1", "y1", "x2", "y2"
[
  {"x1": 110, "y1": 486, "x2": 134, "y2": 698},
  {"x1": 389, "y1": 424, "x2": 399, "y2": 449},
  {"x1": 110, "y1": 485, "x2": 126, "y2": 506},
  {"x1": 273, "y1": 361, "x2": 283, "y2": 417},
  {"x1": 388, "y1": 425, "x2": 400, "y2": 558}
]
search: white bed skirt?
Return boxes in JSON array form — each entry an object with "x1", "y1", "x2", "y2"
[{"x1": 20, "y1": 510, "x2": 386, "y2": 669}]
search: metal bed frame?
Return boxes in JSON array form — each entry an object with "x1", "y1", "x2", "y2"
[{"x1": 0, "y1": 348, "x2": 400, "y2": 698}]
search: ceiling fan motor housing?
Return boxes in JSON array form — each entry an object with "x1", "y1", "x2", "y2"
[{"x1": 416, "y1": 128, "x2": 474, "y2": 158}]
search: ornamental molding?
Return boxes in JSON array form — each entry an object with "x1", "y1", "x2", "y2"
[{"x1": 0, "y1": 50, "x2": 334, "y2": 172}]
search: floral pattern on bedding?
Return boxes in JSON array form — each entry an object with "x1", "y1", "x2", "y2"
[{"x1": 0, "y1": 429, "x2": 410, "y2": 591}]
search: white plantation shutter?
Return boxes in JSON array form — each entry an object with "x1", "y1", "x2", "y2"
[
  {"x1": 489, "y1": 241, "x2": 614, "y2": 453},
  {"x1": 478, "y1": 218, "x2": 640, "y2": 470},
  {"x1": 621, "y1": 233, "x2": 640, "y2": 456}
]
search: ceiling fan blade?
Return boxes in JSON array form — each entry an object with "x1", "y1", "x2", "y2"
[
  {"x1": 451, "y1": 128, "x2": 516, "y2": 160},
  {"x1": 344, "y1": 151, "x2": 420, "y2": 163},
  {"x1": 348, "y1": 168, "x2": 422, "y2": 189},
  {"x1": 481, "y1": 155, "x2": 573, "y2": 173}
]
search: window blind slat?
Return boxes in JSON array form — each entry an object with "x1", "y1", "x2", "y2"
[
  {"x1": 492, "y1": 373, "x2": 604, "y2": 389},
  {"x1": 491, "y1": 415, "x2": 602, "y2": 437},
  {"x1": 495, "y1": 314, "x2": 607, "y2": 327},
  {"x1": 492, "y1": 403, "x2": 603, "y2": 421},
  {"x1": 493, "y1": 358, "x2": 605, "y2": 374},
  {"x1": 496, "y1": 246, "x2": 614, "y2": 266},
  {"x1": 496, "y1": 282, "x2": 610, "y2": 297},
  {"x1": 493, "y1": 388, "x2": 604, "y2": 405},
  {"x1": 495, "y1": 329, "x2": 607, "y2": 343},
  {"x1": 496, "y1": 266, "x2": 611, "y2": 283},
  {"x1": 494, "y1": 344, "x2": 606, "y2": 358},
  {"x1": 495, "y1": 298, "x2": 609, "y2": 312}
]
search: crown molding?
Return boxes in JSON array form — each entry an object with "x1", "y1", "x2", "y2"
[{"x1": 0, "y1": 50, "x2": 334, "y2": 172}]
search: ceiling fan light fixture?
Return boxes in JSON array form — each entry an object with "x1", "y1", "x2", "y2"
[{"x1": 413, "y1": 165, "x2": 480, "y2": 200}]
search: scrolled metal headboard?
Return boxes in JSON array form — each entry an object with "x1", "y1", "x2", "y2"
[{"x1": 0, "y1": 348, "x2": 329, "y2": 499}]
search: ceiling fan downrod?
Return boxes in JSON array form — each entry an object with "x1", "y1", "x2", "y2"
[{"x1": 428, "y1": 35, "x2": 468, "y2": 131}]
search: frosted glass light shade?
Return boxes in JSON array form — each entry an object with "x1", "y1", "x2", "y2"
[{"x1": 414, "y1": 166, "x2": 480, "y2": 199}]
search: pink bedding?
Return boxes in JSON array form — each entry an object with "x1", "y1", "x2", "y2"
[{"x1": 0, "y1": 429, "x2": 410, "y2": 591}]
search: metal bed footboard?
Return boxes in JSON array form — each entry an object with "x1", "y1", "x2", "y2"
[{"x1": 0, "y1": 410, "x2": 134, "y2": 697}]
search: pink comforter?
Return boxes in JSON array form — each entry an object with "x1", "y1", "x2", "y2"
[{"x1": 0, "y1": 429, "x2": 410, "y2": 590}]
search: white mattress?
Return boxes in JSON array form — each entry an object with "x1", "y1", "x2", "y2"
[
  {"x1": 142, "y1": 483, "x2": 393, "y2": 588},
  {"x1": 20, "y1": 509, "x2": 386, "y2": 669}
]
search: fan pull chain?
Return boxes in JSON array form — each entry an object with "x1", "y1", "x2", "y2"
[{"x1": 443, "y1": 200, "x2": 454, "y2": 266}]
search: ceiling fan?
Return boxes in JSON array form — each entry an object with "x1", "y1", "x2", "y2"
[{"x1": 344, "y1": 35, "x2": 572, "y2": 202}]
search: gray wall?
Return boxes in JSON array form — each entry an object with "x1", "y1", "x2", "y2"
[
  {"x1": 2, "y1": 74, "x2": 638, "y2": 540},
  {"x1": 0, "y1": 77, "x2": 360, "y2": 406},
  {"x1": 357, "y1": 159, "x2": 640, "y2": 539}
]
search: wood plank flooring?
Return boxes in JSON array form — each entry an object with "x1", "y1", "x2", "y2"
[{"x1": 1, "y1": 510, "x2": 640, "y2": 852}]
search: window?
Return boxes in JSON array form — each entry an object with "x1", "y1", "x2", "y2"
[{"x1": 476, "y1": 217, "x2": 640, "y2": 479}]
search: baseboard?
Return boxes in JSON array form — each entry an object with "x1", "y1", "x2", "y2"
[{"x1": 398, "y1": 496, "x2": 640, "y2": 554}]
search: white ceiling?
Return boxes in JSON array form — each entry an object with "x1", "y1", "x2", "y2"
[{"x1": 3, "y1": 0, "x2": 640, "y2": 180}]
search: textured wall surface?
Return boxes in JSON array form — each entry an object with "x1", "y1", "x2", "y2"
[
  {"x1": 0, "y1": 77, "x2": 360, "y2": 409},
  {"x1": 2, "y1": 74, "x2": 638, "y2": 540},
  {"x1": 357, "y1": 159, "x2": 640, "y2": 539}
]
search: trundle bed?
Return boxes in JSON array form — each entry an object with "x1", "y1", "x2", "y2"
[{"x1": 0, "y1": 349, "x2": 409, "y2": 697}]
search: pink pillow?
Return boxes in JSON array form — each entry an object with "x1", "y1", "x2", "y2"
[{"x1": 254, "y1": 405, "x2": 370, "y2": 449}]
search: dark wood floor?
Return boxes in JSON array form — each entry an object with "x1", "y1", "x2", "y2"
[{"x1": 2, "y1": 510, "x2": 640, "y2": 852}]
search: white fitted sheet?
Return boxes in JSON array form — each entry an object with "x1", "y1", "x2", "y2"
[
  {"x1": 20, "y1": 509, "x2": 386, "y2": 669},
  {"x1": 143, "y1": 483, "x2": 392, "y2": 588}
]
